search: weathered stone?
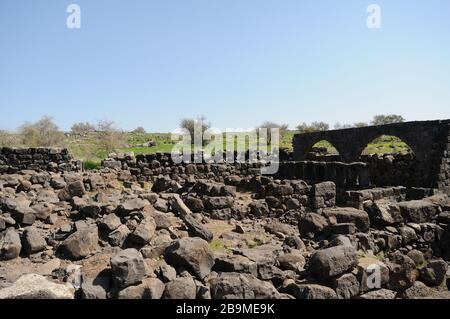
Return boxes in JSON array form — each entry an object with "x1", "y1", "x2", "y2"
[
  {"x1": 181, "y1": 214, "x2": 213, "y2": 242},
  {"x1": 419, "y1": 259, "x2": 448, "y2": 287},
  {"x1": 387, "y1": 252, "x2": 419, "y2": 290},
  {"x1": 398, "y1": 200, "x2": 439, "y2": 223},
  {"x1": 99, "y1": 213, "x2": 122, "y2": 232},
  {"x1": 356, "y1": 257, "x2": 390, "y2": 293},
  {"x1": 403, "y1": 281, "x2": 433, "y2": 299},
  {"x1": 0, "y1": 274, "x2": 74, "y2": 299},
  {"x1": 163, "y1": 277, "x2": 197, "y2": 299},
  {"x1": 81, "y1": 277, "x2": 109, "y2": 299},
  {"x1": 165, "y1": 237, "x2": 214, "y2": 280},
  {"x1": 399, "y1": 226, "x2": 418, "y2": 245},
  {"x1": 213, "y1": 255, "x2": 258, "y2": 277},
  {"x1": 312, "y1": 181, "x2": 336, "y2": 208},
  {"x1": 59, "y1": 227, "x2": 99, "y2": 260},
  {"x1": 118, "y1": 278, "x2": 165, "y2": 299},
  {"x1": 331, "y1": 273, "x2": 360, "y2": 299},
  {"x1": 108, "y1": 224, "x2": 130, "y2": 247},
  {"x1": 0, "y1": 228, "x2": 22, "y2": 260},
  {"x1": 364, "y1": 201, "x2": 403, "y2": 226},
  {"x1": 359, "y1": 289, "x2": 396, "y2": 299},
  {"x1": 248, "y1": 201, "x2": 269, "y2": 217},
  {"x1": 110, "y1": 248, "x2": 147, "y2": 289},
  {"x1": 22, "y1": 226, "x2": 47, "y2": 255},
  {"x1": 277, "y1": 252, "x2": 306, "y2": 271},
  {"x1": 308, "y1": 245, "x2": 357, "y2": 279},
  {"x1": 67, "y1": 180, "x2": 86, "y2": 198},
  {"x1": 209, "y1": 273, "x2": 280, "y2": 299},
  {"x1": 119, "y1": 198, "x2": 150, "y2": 214},
  {"x1": 298, "y1": 213, "x2": 328, "y2": 238},
  {"x1": 129, "y1": 218, "x2": 156, "y2": 246},
  {"x1": 286, "y1": 283, "x2": 338, "y2": 299},
  {"x1": 323, "y1": 207, "x2": 370, "y2": 232}
]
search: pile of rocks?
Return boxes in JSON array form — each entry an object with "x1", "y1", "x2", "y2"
[{"x1": 1, "y1": 152, "x2": 450, "y2": 299}]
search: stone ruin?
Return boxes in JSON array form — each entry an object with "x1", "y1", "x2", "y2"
[{"x1": 0, "y1": 120, "x2": 450, "y2": 299}]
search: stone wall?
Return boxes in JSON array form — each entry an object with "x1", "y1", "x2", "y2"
[
  {"x1": 293, "y1": 120, "x2": 450, "y2": 192},
  {"x1": 0, "y1": 148, "x2": 81, "y2": 173}
]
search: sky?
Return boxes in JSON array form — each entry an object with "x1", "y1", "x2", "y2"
[{"x1": 1, "y1": 0, "x2": 449, "y2": 132}]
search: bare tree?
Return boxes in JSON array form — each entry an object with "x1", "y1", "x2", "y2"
[
  {"x1": 96, "y1": 120, "x2": 126, "y2": 153},
  {"x1": 180, "y1": 116, "x2": 211, "y2": 145},
  {"x1": 371, "y1": 114, "x2": 405, "y2": 126},
  {"x1": 0, "y1": 130, "x2": 20, "y2": 147},
  {"x1": 19, "y1": 116, "x2": 65, "y2": 147},
  {"x1": 297, "y1": 121, "x2": 329, "y2": 133},
  {"x1": 71, "y1": 122, "x2": 96, "y2": 135},
  {"x1": 257, "y1": 121, "x2": 288, "y2": 144}
]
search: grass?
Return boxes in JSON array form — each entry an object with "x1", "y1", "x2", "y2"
[{"x1": 5, "y1": 130, "x2": 407, "y2": 167}]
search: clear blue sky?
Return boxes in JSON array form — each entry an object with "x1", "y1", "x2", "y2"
[{"x1": 1, "y1": 0, "x2": 449, "y2": 132}]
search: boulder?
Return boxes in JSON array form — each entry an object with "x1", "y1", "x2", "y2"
[
  {"x1": 213, "y1": 255, "x2": 258, "y2": 277},
  {"x1": 119, "y1": 198, "x2": 151, "y2": 214},
  {"x1": 323, "y1": 207, "x2": 370, "y2": 232},
  {"x1": 0, "y1": 228, "x2": 22, "y2": 260},
  {"x1": 108, "y1": 225, "x2": 131, "y2": 247},
  {"x1": 129, "y1": 218, "x2": 156, "y2": 246},
  {"x1": 364, "y1": 201, "x2": 403, "y2": 226},
  {"x1": 312, "y1": 181, "x2": 336, "y2": 208},
  {"x1": 359, "y1": 289, "x2": 396, "y2": 299},
  {"x1": 419, "y1": 259, "x2": 448, "y2": 287},
  {"x1": 98, "y1": 213, "x2": 122, "y2": 232},
  {"x1": 356, "y1": 257, "x2": 390, "y2": 292},
  {"x1": 298, "y1": 213, "x2": 328, "y2": 238},
  {"x1": 277, "y1": 252, "x2": 306, "y2": 271},
  {"x1": 248, "y1": 201, "x2": 269, "y2": 217},
  {"x1": 308, "y1": 245, "x2": 357, "y2": 279},
  {"x1": 397, "y1": 200, "x2": 439, "y2": 223},
  {"x1": 81, "y1": 277, "x2": 109, "y2": 299},
  {"x1": 110, "y1": 248, "x2": 147, "y2": 289},
  {"x1": 209, "y1": 273, "x2": 280, "y2": 299},
  {"x1": 387, "y1": 252, "x2": 419, "y2": 290},
  {"x1": 165, "y1": 237, "x2": 214, "y2": 280},
  {"x1": 181, "y1": 214, "x2": 213, "y2": 242},
  {"x1": 59, "y1": 227, "x2": 99, "y2": 260},
  {"x1": 403, "y1": 281, "x2": 433, "y2": 299},
  {"x1": 331, "y1": 273, "x2": 360, "y2": 299},
  {"x1": 163, "y1": 277, "x2": 197, "y2": 299},
  {"x1": 68, "y1": 180, "x2": 86, "y2": 197},
  {"x1": 118, "y1": 278, "x2": 165, "y2": 299},
  {"x1": 286, "y1": 283, "x2": 338, "y2": 299},
  {"x1": 0, "y1": 274, "x2": 74, "y2": 299},
  {"x1": 21, "y1": 226, "x2": 47, "y2": 255}
]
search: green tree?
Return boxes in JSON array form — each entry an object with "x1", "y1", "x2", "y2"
[{"x1": 371, "y1": 114, "x2": 405, "y2": 126}]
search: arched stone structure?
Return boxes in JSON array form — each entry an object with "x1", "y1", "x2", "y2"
[{"x1": 293, "y1": 120, "x2": 450, "y2": 191}]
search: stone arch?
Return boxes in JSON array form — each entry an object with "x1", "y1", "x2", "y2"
[{"x1": 358, "y1": 135, "x2": 413, "y2": 157}]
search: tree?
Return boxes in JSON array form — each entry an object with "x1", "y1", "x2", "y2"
[
  {"x1": 371, "y1": 114, "x2": 405, "y2": 126},
  {"x1": 19, "y1": 116, "x2": 65, "y2": 147},
  {"x1": 353, "y1": 122, "x2": 369, "y2": 128},
  {"x1": 334, "y1": 122, "x2": 353, "y2": 130},
  {"x1": 71, "y1": 122, "x2": 96, "y2": 134},
  {"x1": 0, "y1": 130, "x2": 20, "y2": 147},
  {"x1": 96, "y1": 120, "x2": 126, "y2": 153},
  {"x1": 256, "y1": 121, "x2": 288, "y2": 144},
  {"x1": 180, "y1": 116, "x2": 211, "y2": 145},
  {"x1": 297, "y1": 122, "x2": 329, "y2": 133},
  {"x1": 132, "y1": 126, "x2": 146, "y2": 134}
]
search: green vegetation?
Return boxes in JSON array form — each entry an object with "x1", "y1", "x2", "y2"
[{"x1": 0, "y1": 115, "x2": 411, "y2": 165}]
